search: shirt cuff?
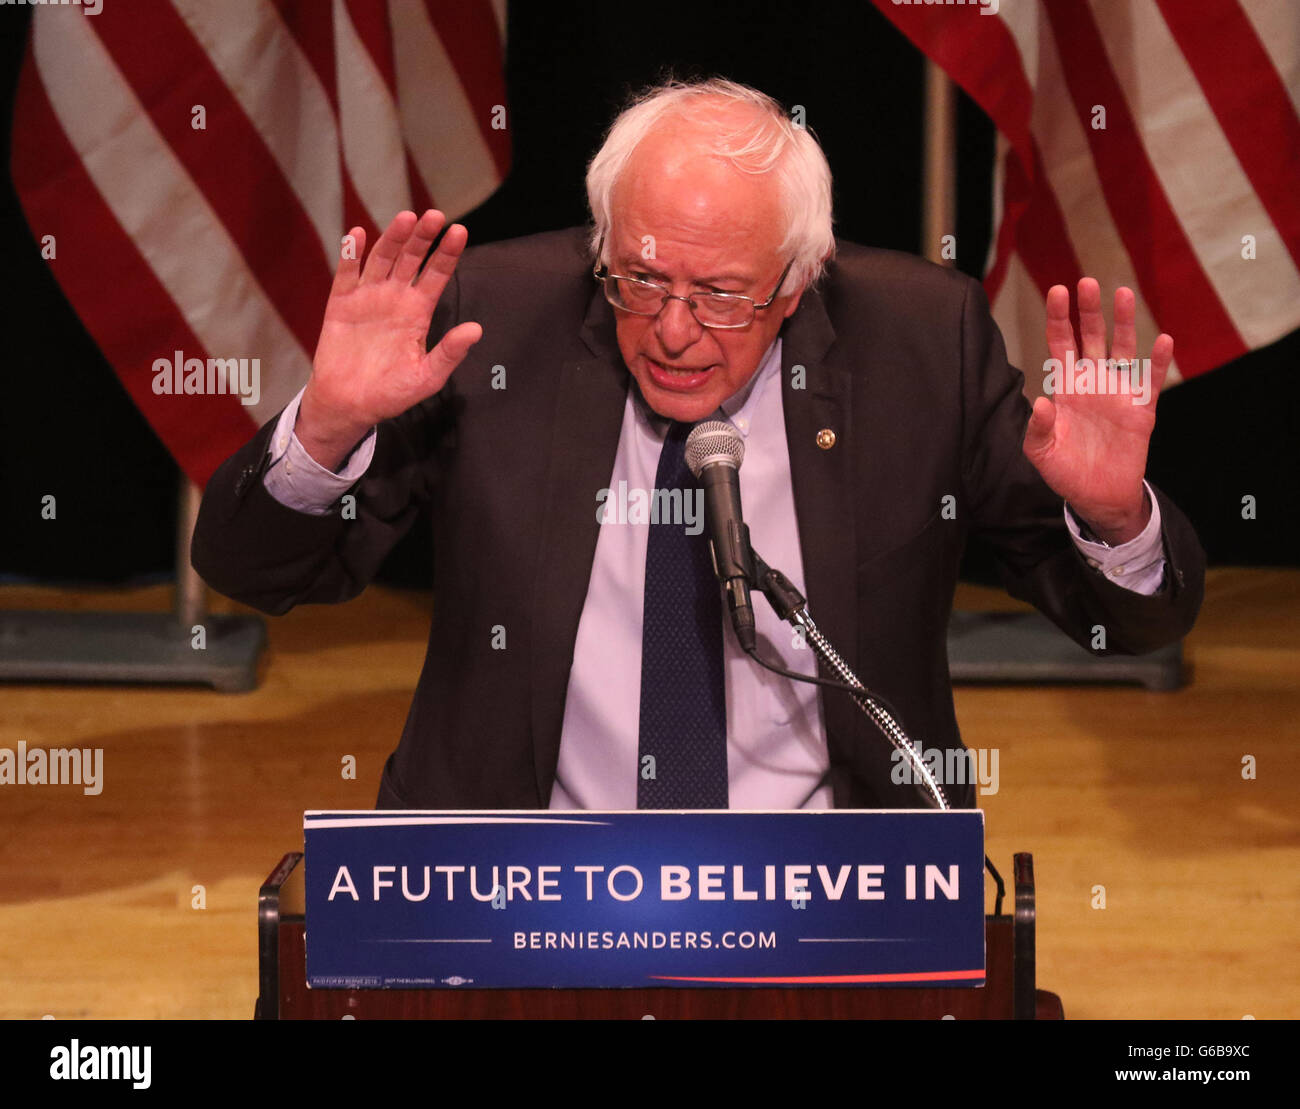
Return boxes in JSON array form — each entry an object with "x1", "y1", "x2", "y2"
[
  {"x1": 262, "y1": 386, "x2": 377, "y2": 516},
  {"x1": 1065, "y1": 480, "x2": 1167, "y2": 596}
]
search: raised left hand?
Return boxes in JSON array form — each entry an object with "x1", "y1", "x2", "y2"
[{"x1": 1022, "y1": 278, "x2": 1172, "y2": 545}]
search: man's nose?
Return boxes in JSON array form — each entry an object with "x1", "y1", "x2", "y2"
[{"x1": 655, "y1": 296, "x2": 704, "y2": 354}]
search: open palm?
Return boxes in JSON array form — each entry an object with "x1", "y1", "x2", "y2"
[
  {"x1": 298, "y1": 210, "x2": 481, "y2": 468},
  {"x1": 1022, "y1": 279, "x2": 1172, "y2": 544}
]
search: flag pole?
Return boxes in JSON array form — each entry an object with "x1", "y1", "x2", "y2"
[
  {"x1": 175, "y1": 479, "x2": 206, "y2": 630},
  {"x1": 922, "y1": 60, "x2": 957, "y2": 267}
]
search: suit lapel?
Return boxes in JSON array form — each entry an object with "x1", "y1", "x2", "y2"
[
  {"x1": 529, "y1": 291, "x2": 628, "y2": 803},
  {"x1": 780, "y1": 290, "x2": 862, "y2": 807}
]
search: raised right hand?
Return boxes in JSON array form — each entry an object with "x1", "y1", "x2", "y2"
[{"x1": 296, "y1": 209, "x2": 482, "y2": 470}]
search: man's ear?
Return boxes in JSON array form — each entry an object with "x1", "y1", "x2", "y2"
[
  {"x1": 782, "y1": 285, "x2": 807, "y2": 319},
  {"x1": 784, "y1": 249, "x2": 831, "y2": 318}
]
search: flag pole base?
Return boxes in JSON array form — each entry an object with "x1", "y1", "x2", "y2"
[
  {"x1": 948, "y1": 610, "x2": 1185, "y2": 691},
  {"x1": 0, "y1": 610, "x2": 266, "y2": 692}
]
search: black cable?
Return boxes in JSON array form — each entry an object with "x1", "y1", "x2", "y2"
[{"x1": 740, "y1": 639, "x2": 911, "y2": 732}]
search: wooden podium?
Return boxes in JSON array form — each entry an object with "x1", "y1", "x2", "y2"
[{"x1": 255, "y1": 850, "x2": 1063, "y2": 1019}]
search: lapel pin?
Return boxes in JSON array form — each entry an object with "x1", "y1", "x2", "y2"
[{"x1": 816, "y1": 428, "x2": 836, "y2": 450}]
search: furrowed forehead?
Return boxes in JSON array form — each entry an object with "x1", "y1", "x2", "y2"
[{"x1": 613, "y1": 251, "x2": 755, "y2": 286}]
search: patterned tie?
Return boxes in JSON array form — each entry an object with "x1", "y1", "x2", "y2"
[{"x1": 637, "y1": 421, "x2": 728, "y2": 808}]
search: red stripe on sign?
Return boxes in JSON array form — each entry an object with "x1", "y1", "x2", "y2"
[
  {"x1": 12, "y1": 43, "x2": 258, "y2": 487},
  {"x1": 91, "y1": 1, "x2": 332, "y2": 357},
  {"x1": 1156, "y1": 0, "x2": 1300, "y2": 273},
  {"x1": 422, "y1": 0, "x2": 510, "y2": 178},
  {"x1": 1045, "y1": 0, "x2": 1244, "y2": 375},
  {"x1": 650, "y1": 968, "x2": 987, "y2": 985}
]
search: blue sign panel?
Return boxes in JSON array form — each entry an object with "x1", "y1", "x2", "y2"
[{"x1": 303, "y1": 810, "x2": 984, "y2": 989}]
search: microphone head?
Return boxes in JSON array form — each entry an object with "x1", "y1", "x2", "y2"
[{"x1": 685, "y1": 420, "x2": 745, "y2": 478}]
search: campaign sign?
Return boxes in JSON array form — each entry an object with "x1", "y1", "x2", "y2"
[{"x1": 303, "y1": 809, "x2": 984, "y2": 989}]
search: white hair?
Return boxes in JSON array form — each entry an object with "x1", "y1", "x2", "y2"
[{"x1": 585, "y1": 78, "x2": 835, "y2": 296}]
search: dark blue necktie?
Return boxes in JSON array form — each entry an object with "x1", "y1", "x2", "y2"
[{"x1": 637, "y1": 421, "x2": 728, "y2": 808}]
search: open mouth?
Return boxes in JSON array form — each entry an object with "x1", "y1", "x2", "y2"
[{"x1": 645, "y1": 357, "x2": 714, "y2": 389}]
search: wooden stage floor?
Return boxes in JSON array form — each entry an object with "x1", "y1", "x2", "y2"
[{"x1": 1, "y1": 568, "x2": 1296, "y2": 1020}]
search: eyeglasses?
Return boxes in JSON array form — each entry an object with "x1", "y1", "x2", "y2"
[{"x1": 593, "y1": 249, "x2": 796, "y2": 330}]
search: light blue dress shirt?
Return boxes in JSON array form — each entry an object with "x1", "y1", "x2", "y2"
[{"x1": 262, "y1": 339, "x2": 1167, "y2": 808}]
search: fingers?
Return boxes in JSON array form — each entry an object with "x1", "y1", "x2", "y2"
[
  {"x1": 426, "y1": 320, "x2": 483, "y2": 384},
  {"x1": 1044, "y1": 277, "x2": 1172, "y2": 414},
  {"x1": 1076, "y1": 277, "x2": 1107, "y2": 362},
  {"x1": 1022, "y1": 394, "x2": 1056, "y2": 462},
  {"x1": 353, "y1": 209, "x2": 465, "y2": 295},
  {"x1": 1046, "y1": 278, "x2": 1147, "y2": 362},
  {"x1": 414, "y1": 221, "x2": 470, "y2": 303},
  {"x1": 360, "y1": 210, "x2": 419, "y2": 285},
  {"x1": 1044, "y1": 284, "x2": 1075, "y2": 365},
  {"x1": 1111, "y1": 286, "x2": 1137, "y2": 362},
  {"x1": 1147, "y1": 332, "x2": 1174, "y2": 407},
  {"x1": 331, "y1": 226, "x2": 366, "y2": 295},
  {"x1": 390, "y1": 210, "x2": 448, "y2": 285}
]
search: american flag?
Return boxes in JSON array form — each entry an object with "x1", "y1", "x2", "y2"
[
  {"x1": 11, "y1": 0, "x2": 509, "y2": 486},
  {"x1": 874, "y1": 0, "x2": 1300, "y2": 384}
]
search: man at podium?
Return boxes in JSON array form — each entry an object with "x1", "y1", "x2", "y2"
[{"x1": 192, "y1": 78, "x2": 1204, "y2": 813}]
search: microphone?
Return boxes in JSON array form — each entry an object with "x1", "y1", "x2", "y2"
[{"x1": 685, "y1": 421, "x2": 756, "y2": 652}]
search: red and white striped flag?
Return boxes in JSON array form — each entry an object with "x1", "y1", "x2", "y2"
[
  {"x1": 12, "y1": 0, "x2": 509, "y2": 486},
  {"x1": 874, "y1": 0, "x2": 1300, "y2": 384}
]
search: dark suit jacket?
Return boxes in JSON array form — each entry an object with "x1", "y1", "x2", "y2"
[{"x1": 192, "y1": 228, "x2": 1206, "y2": 810}]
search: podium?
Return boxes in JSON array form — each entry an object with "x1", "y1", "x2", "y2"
[{"x1": 255, "y1": 850, "x2": 1063, "y2": 1019}]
